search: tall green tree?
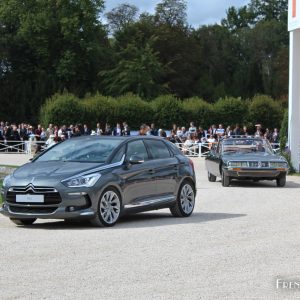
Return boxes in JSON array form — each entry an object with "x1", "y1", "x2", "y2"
[
  {"x1": 105, "y1": 3, "x2": 139, "y2": 33},
  {"x1": 0, "y1": 0, "x2": 109, "y2": 122}
]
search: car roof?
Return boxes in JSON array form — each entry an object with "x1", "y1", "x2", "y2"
[{"x1": 71, "y1": 135, "x2": 165, "y2": 141}]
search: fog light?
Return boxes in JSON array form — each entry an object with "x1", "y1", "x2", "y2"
[{"x1": 69, "y1": 206, "x2": 75, "y2": 212}]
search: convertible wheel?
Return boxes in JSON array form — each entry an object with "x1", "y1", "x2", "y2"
[
  {"x1": 170, "y1": 181, "x2": 195, "y2": 217},
  {"x1": 10, "y1": 218, "x2": 36, "y2": 226},
  {"x1": 276, "y1": 175, "x2": 286, "y2": 187},
  {"x1": 90, "y1": 188, "x2": 122, "y2": 227},
  {"x1": 208, "y1": 172, "x2": 217, "y2": 182},
  {"x1": 222, "y1": 171, "x2": 230, "y2": 187}
]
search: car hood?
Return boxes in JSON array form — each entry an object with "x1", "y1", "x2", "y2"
[
  {"x1": 222, "y1": 152, "x2": 286, "y2": 162},
  {"x1": 13, "y1": 161, "x2": 104, "y2": 180}
]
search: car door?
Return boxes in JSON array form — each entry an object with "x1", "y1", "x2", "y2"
[
  {"x1": 144, "y1": 139, "x2": 178, "y2": 199},
  {"x1": 206, "y1": 142, "x2": 221, "y2": 177},
  {"x1": 117, "y1": 140, "x2": 158, "y2": 206}
]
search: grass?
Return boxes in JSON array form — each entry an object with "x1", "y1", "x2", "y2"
[{"x1": 0, "y1": 165, "x2": 18, "y2": 168}]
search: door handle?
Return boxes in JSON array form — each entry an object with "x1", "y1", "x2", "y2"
[{"x1": 148, "y1": 169, "x2": 155, "y2": 174}]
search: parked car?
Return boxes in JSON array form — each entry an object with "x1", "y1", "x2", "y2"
[
  {"x1": 1, "y1": 136, "x2": 196, "y2": 227},
  {"x1": 205, "y1": 137, "x2": 288, "y2": 187}
]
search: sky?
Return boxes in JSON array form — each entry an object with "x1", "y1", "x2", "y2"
[{"x1": 103, "y1": 0, "x2": 250, "y2": 28}]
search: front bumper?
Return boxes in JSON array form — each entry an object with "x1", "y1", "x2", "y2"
[
  {"x1": 0, "y1": 187, "x2": 97, "y2": 220},
  {"x1": 224, "y1": 168, "x2": 287, "y2": 179},
  {"x1": 0, "y1": 204, "x2": 95, "y2": 219}
]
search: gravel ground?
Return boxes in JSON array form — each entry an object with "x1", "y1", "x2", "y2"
[{"x1": 0, "y1": 158, "x2": 300, "y2": 300}]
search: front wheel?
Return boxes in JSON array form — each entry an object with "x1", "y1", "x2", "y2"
[
  {"x1": 10, "y1": 218, "x2": 36, "y2": 226},
  {"x1": 222, "y1": 171, "x2": 230, "y2": 187},
  {"x1": 208, "y1": 172, "x2": 217, "y2": 182},
  {"x1": 90, "y1": 188, "x2": 122, "y2": 227},
  {"x1": 276, "y1": 175, "x2": 286, "y2": 187},
  {"x1": 170, "y1": 181, "x2": 195, "y2": 217}
]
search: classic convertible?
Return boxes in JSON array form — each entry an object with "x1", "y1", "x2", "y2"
[{"x1": 205, "y1": 137, "x2": 288, "y2": 187}]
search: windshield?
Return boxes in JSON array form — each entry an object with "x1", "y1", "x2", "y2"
[
  {"x1": 35, "y1": 138, "x2": 123, "y2": 163},
  {"x1": 222, "y1": 138, "x2": 273, "y2": 155}
]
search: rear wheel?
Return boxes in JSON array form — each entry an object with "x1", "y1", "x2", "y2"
[
  {"x1": 276, "y1": 175, "x2": 286, "y2": 187},
  {"x1": 170, "y1": 181, "x2": 195, "y2": 217},
  {"x1": 10, "y1": 218, "x2": 36, "y2": 226},
  {"x1": 90, "y1": 188, "x2": 122, "y2": 227},
  {"x1": 208, "y1": 172, "x2": 217, "y2": 182},
  {"x1": 221, "y1": 171, "x2": 230, "y2": 187}
]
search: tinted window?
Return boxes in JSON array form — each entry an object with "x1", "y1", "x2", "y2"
[
  {"x1": 35, "y1": 138, "x2": 122, "y2": 163},
  {"x1": 126, "y1": 140, "x2": 149, "y2": 160},
  {"x1": 111, "y1": 145, "x2": 125, "y2": 163},
  {"x1": 145, "y1": 140, "x2": 171, "y2": 159}
]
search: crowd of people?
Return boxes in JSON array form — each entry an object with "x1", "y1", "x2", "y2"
[{"x1": 0, "y1": 121, "x2": 280, "y2": 153}]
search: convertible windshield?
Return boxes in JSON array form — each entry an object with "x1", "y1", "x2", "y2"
[
  {"x1": 222, "y1": 138, "x2": 273, "y2": 155},
  {"x1": 35, "y1": 138, "x2": 123, "y2": 163}
]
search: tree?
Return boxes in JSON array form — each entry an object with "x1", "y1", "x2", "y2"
[
  {"x1": 0, "y1": 0, "x2": 108, "y2": 122},
  {"x1": 100, "y1": 36, "x2": 167, "y2": 99},
  {"x1": 105, "y1": 3, "x2": 139, "y2": 33},
  {"x1": 155, "y1": 0, "x2": 187, "y2": 26}
]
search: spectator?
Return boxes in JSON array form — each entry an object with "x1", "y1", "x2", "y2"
[
  {"x1": 122, "y1": 122, "x2": 130, "y2": 136},
  {"x1": 189, "y1": 122, "x2": 197, "y2": 135},
  {"x1": 150, "y1": 123, "x2": 158, "y2": 136},
  {"x1": 113, "y1": 123, "x2": 122, "y2": 136},
  {"x1": 139, "y1": 124, "x2": 148, "y2": 136},
  {"x1": 35, "y1": 124, "x2": 42, "y2": 141},
  {"x1": 96, "y1": 123, "x2": 103, "y2": 136},
  {"x1": 216, "y1": 124, "x2": 225, "y2": 136},
  {"x1": 233, "y1": 124, "x2": 241, "y2": 136},
  {"x1": 46, "y1": 124, "x2": 54, "y2": 139},
  {"x1": 197, "y1": 127, "x2": 206, "y2": 140},
  {"x1": 158, "y1": 129, "x2": 167, "y2": 138},
  {"x1": 104, "y1": 123, "x2": 112, "y2": 135},
  {"x1": 83, "y1": 124, "x2": 91, "y2": 135}
]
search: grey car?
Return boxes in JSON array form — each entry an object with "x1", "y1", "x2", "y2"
[
  {"x1": 205, "y1": 137, "x2": 288, "y2": 187},
  {"x1": 0, "y1": 136, "x2": 196, "y2": 227}
]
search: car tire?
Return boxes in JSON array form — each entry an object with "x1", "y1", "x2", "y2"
[
  {"x1": 90, "y1": 187, "x2": 122, "y2": 227},
  {"x1": 170, "y1": 181, "x2": 195, "y2": 217},
  {"x1": 208, "y1": 172, "x2": 217, "y2": 182},
  {"x1": 276, "y1": 175, "x2": 286, "y2": 187},
  {"x1": 10, "y1": 218, "x2": 36, "y2": 226},
  {"x1": 221, "y1": 171, "x2": 230, "y2": 187}
]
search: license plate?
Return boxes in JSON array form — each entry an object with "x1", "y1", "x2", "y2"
[{"x1": 16, "y1": 194, "x2": 44, "y2": 203}]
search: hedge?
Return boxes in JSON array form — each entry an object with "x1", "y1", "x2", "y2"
[{"x1": 40, "y1": 92, "x2": 285, "y2": 130}]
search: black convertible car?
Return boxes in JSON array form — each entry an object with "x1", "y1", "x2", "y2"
[{"x1": 205, "y1": 137, "x2": 288, "y2": 187}]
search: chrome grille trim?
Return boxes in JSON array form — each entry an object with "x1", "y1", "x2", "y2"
[{"x1": 8, "y1": 184, "x2": 57, "y2": 193}]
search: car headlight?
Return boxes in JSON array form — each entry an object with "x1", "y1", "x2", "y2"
[
  {"x1": 269, "y1": 162, "x2": 288, "y2": 168},
  {"x1": 2, "y1": 175, "x2": 11, "y2": 188},
  {"x1": 228, "y1": 161, "x2": 248, "y2": 167},
  {"x1": 62, "y1": 173, "x2": 101, "y2": 188}
]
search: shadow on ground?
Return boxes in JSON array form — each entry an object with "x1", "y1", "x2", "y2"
[
  {"x1": 209, "y1": 179, "x2": 300, "y2": 189},
  {"x1": 16, "y1": 212, "x2": 247, "y2": 230}
]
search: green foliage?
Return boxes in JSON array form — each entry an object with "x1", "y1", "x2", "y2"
[
  {"x1": 83, "y1": 94, "x2": 117, "y2": 126},
  {"x1": 151, "y1": 95, "x2": 183, "y2": 128},
  {"x1": 101, "y1": 36, "x2": 167, "y2": 99},
  {"x1": 279, "y1": 109, "x2": 288, "y2": 151},
  {"x1": 114, "y1": 94, "x2": 153, "y2": 126},
  {"x1": 213, "y1": 97, "x2": 248, "y2": 126},
  {"x1": 1, "y1": 0, "x2": 290, "y2": 123},
  {"x1": 182, "y1": 97, "x2": 213, "y2": 128},
  {"x1": 248, "y1": 95, "x2": 283, "y2": 129},
  {"x1": 40, "y1": 93, "x2": 84, "y2": 126}
]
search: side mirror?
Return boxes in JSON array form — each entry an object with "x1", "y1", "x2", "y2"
[{"x1": 129, "y1": 155, "x2": 144, "y2": 164}]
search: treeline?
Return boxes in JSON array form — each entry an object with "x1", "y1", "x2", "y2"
[
  {"x1": 41, "y1": 93, "x2": 284, "y2": 130},
  {"x1": 0, "y1": 0, "x2": 288, "y2": 123}
]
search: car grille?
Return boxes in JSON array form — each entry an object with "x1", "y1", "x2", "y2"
[
  {"x1": 6, "y1": 185, "x2": 62, "y2": 205},
  {"x1": 248, "y1": 161, "x2": 270, "y2": 168},
  {"x1": 9, "y1": 206, "x2": 57, "y2": 214}
]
